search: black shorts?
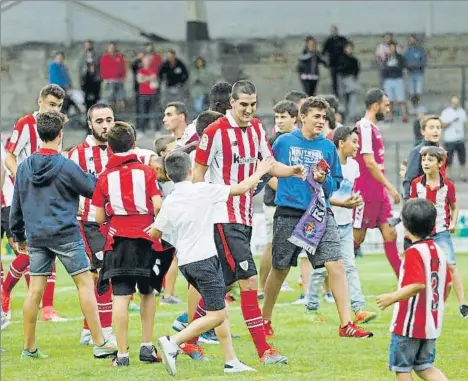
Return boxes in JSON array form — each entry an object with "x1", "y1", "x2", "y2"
[
  {"x1": 214, "y1": 223, "x2": 257, "y2": 286},
  {"x1": 81, "y1": 222, "x2": 106, "y2": 271},
  {"x1": 179, "y1": 256, "x2": 226, "y2": 311},
  {"x1": 272, "y1": 207, "x2": 342, "y2": 270},
  {"x1": 112, "y1": 275, "x2": 153, "y2": 296},
  {"x1": 1, "y1": 207, "x2": 12, "y2": 239},
  {"x1": 444, "y1": 141, "x2": 466, "y2": 166}
]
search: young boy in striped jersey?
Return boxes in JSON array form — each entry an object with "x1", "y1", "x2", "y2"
[
  {"x1": 377, "y1": 198, "x2": 451, "y2": 381},
  {"x1": 409, "y1": 146, "x2": 467, "y2": 317}
]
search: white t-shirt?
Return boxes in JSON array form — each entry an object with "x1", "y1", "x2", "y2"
[
  {"x1": 440, "y1": 107, "x2": 467, "y2": 143},
  {"x1": 153, "y1": 181, "x2": 230, "y2": 266},
  {"x1": 330, "y1": 158, "x2": 360, "y2": 226}
]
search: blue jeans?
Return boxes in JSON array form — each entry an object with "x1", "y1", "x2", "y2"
[
  {"x1": 407, "y1": 71, "x2": 424, "y2": 95},
  {"x1": 432, "y1": 230, "x2": 456, "y2": 265},
  {"x1": 388, "y1": 334, "x2": 436, "y2": 373},
  {"x1": 383, "y1": 78, "x2": 405, "y2": 103},
  {"x1": 306, "y1": 223, "x2": 365, "y2": 312},
  {"x1": 29, "y1": 240, "x2": 90, "y2": 276}
]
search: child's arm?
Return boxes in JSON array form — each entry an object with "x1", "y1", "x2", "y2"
[
  {"x1": 230, "y1": 157, "x2": 274, "y2": 196},
  {"x1": 330, "y1": 194, "x2": 363, "y2": 209},
  {"x1": 152, "y1": 195, "x2": 162, "y2": 217},
  {"x1": 449, "y1": 201, "x2": 458, "y2": 233},
  {"x1": 376, "y1": 283, "x2": 426, "y2": 310},
  {"x1": 268, "y1": 177, "x2": 278, "y2": 191},
  {"x1": 95, "y1": 207, "x2": 107, "y2": 225}
]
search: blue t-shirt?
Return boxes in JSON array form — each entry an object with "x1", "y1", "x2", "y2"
[{"x1": 273, "y1": 129, "x2": 342, "y2": 211}]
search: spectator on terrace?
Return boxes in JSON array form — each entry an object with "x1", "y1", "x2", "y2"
[
  {"x1": 404, "y1": 34, "x2": 427, "y2": 110},
  {"x1": 322, "y1": 24, "x2": 349, "y2": 96},
  {"x1": 375, "y1": 33, "x2": 403, "y2": 86},
  {"x1": 190, "y1": 56, "x2": 212, "y2": 114},
  {"x1": 78, "y1": 40, "x2": 102, "y2": 110},
  {"x1": 100, "y1": 42, "x2": 127, "y2": 111},
  {"x1": 339, "y1": 41, "x2": 360, "y2": 122},
  {"x1": 297, "y1": 36, "x2": 327, "y2": 96},
  {"x1": 137, "y1": 55, "x2": 159, "y2": 134},
  {"x1": 158, "y1": 49, "x2": 189, "y2": 104}
]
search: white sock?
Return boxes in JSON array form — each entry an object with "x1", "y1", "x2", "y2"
[
  {"x1": 118, "y1": 352, "x2": 129, "y2": 358},
  {"x1": 141, "y1": 342, "x2": 153, "y2": 348}
]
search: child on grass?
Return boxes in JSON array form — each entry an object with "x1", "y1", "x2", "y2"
[{"x1": 377, "y1": 198, "x2": 451, "y2": 381}]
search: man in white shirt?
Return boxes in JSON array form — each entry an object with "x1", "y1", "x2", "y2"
[
  {"x1": 152, "y1": 151, "x2": 273, "y2": 376},
  {"x1": 440, "y1": 95, "x2": 467, "y2": 181}
]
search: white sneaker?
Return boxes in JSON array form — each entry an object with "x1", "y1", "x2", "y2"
[
  {"x1": 79, "y1": 329, "x2": 93, "y2": 345},
  {"x1": 224, "y1": 359, "x2": 256, "y2": 374},
  {"x1": 292, "y1": 296, "x2": 307, "y2": 305},
  {"x1": 157, "y1": 336, "x2": 179, "y2": 376},
  {"x1": 103, "y1": 327, "x2": 117, "y2": 346},
  {"x1": 323, "y1": 292, "x2": 335, "y2": 304},
  {"x1": 1, "y1": 312, "x2": 10, "y2": 331},
  {"x1": 280, "y1": 282, "x2": 293, "y2": 292}
]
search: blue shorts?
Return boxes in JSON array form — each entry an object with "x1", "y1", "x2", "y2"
[
  {"x1": 388, "y1": 334, "x2": 436, "y2": 373},
  {"x1": 407, "y1": 72, "x2": 424, "y2": 95},
  {"x1": 432, "y1": 230, "x2": 456, "y2": 265},
  {"x1": 29, "y1": 240, "x2": 90, "y2": 277},
  {"x1": 383, "y1": 78, "x2": 405, "y2": 103}
]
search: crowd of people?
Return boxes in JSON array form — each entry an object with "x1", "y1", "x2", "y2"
[
  {"x1": 0, "y1": 77, "x2": 467, "y2": 381},
  {"x1": 298, "y1": 26, "x2": 428, "y2": 124}
]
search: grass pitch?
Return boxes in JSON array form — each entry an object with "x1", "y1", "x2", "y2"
[{"x1": 1, "y1": 255, "x2": 467, "y2": 381}]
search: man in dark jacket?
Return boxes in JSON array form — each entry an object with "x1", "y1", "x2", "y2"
[
  {"x1": 158, "y1": 49, "x2": 189, "y2": 104},
  {"x1": 322, "y1": 25, "x2": 349, "y2": 96},
  {"x1": 10, "y1": 111, "x2": 117, "y2": 360}
]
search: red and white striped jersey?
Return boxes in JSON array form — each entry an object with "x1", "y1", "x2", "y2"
[
  {"x1": 6, "y1": 113, "x2": 41, "y2": 164},
  {"x1": 135, "y1": 148, "x2": 158, "y2": 166},
  {"x1": 409, "y1": 175, "x2": 456, "y2": 234},
  {"x1": 194, "y1": 111, "x2": 273, "y2": 226},
  {"x1": 176, "y1": 122, "x2": 200, "y2": 147},
  {"x1": 390, "y1": 240, "x2": 451, "y2": 339},
  {"x1": 1, "y1": 141, "x2": 14, "y2": 208},
  {"x1": 68, "y1": 135, "x2": 112, "y2": 222}
]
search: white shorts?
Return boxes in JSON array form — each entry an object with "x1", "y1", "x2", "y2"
[{"x1": 263, "y1": 205, "x2": 276, "y2": 244}]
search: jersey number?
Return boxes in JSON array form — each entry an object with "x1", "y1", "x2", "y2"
[{"x1": 431, "y1": 272, "x2": 440, "y2": 311}]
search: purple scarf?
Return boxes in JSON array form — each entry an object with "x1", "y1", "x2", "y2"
[{"x1": 288, "y1": 169, "x2": 327, "y2": 254}]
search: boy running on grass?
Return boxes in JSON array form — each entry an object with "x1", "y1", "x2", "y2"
[
  {"x1": 377, "y1": 198, "x2": 451, "y2": 381},
  {"x1": 153, "y1": 151, "x2": 274, "y2": 376}
]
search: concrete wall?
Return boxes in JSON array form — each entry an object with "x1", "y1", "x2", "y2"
[
  {"x1": 2, "y1": 33, "x2": 468, "y2": 126},
  {"x1": 1, "y1": 1, "x2": 468, "y2": 44}
]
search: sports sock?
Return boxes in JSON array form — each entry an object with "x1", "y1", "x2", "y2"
[
  {"x1": 3, "y1": 254, "x2": 29, "y2": 293},
  {"x1": 97, "y1": 283, "x2": 113, "y2": 328},
  {"x1": 41, "y1": 263, "x2": 56, "y2": 308},
  {"x1": 186, "y1": 299, "x2": 206, "y2": 345},
  {"x1": 383, "y1": 241, "x2": 401, "y2": 277},
  {"x1": 240, "y1": 290, "x2": 270, "y2": 357}
]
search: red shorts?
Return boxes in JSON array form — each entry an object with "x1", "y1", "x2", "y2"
[{"x1": 353, "y1": 199, "x2": 392, "y2": 229}]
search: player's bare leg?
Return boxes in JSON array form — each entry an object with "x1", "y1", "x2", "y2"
[
  {"x1": 259, "y1": 243, "x2": 272, "y2": 293},
  {"x1": 23, "y1": 276, "x2": 47, "y2": 352},
  {"x1": 416, "y1": 367, "x2": 449, "y2": 381},
  {"x1": 262, "y1": 268, "x2": 290, "y2": 322},
  {"x1": 113, "y1": 295, "x2": 131, "y2": 354},
  {"x1": 448, "y1": 264, "x2": 467, "y2": 307}
]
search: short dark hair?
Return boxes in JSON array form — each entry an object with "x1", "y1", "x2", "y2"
[
  {"x1": 154, "y1": 135, "x2": 177, "y2": 156},
  {"x1": 300, "y1": 96, "x2": 329, "y2": 115},
  {"x1": 402, "y1": 199, "x2": 437, "y2": 240},
  {"x1": 209, "y1": 82, "x2": 232, "y2": 114},
  {"x1": 317, "y1": 94, "x2": 339, "y2": 112},
  {"x1": 364, "y1": 88, "x2": 386, "y2": 109},
  {"x1": 333, "y1": 125, "x2": 359, "y2": 148},
  {"x1": 420, "y1": 146, "x2": 447, "y2": 163},
  {"x1": 327, "y1": 107, "x2": 336, "y2": 130},
  {"x1": 196, "y1": 110, "x2": 223, "y2": 136},
  {"x1": 420, "y1": 115, "x2": 441, "y2": 131},
  {"x1": 284, "y1": 91, "x2": 307, "y2": 105},
  {"x1": 401, "y1": 160, "x2": 407, "y2": 166},
  {"x1": 164, "y1": 151, "x2": 191, "y2": 183},
  {"x1": 107, "y1": 121, "x2": 135, "y2": 153},
  {"x1": 39, "y1": 84, "x2": 65, "y2": 100},
  {"x1": 273, "y1": 100, "x2": 298, "y2": 119},
  {"x1": 166, "y1": 102, "x2": 187, "y2": 120},
  {"x1": 87, "y1": 103, "x2": 114, "y2": 122},
  {"x1": 231, "y1": 80, "x2": 256, "y2": 100},
  {"x1": 36, "y1": 111, "x2": 66, "y2": 142}
]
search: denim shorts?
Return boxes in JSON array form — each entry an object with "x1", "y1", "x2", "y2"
[
  {"x1": 432, "y1": 230, "x2": 456, "y2": 265},
  {"x1": 29, "y1": 240, "x2": 90, "y2": 277},
  {"x1": 388, "y1": 334, "x2": 436, "y2": 373},
  {"x1": 383, "y1": 78, "x2": 405, "y2": 103},
  {"x1": 407, "y1": 71, "x2": 424, "y2": 95}
]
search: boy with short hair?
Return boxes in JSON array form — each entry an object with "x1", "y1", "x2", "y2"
[
  {"x1": 153, "y1": 151, "x2": 274, "y2": 376},
  {"x1": 306, "y1": 126, "x2": 377, "y2": 324},
  {"x1": 92, "y1": 122, "x2": 172, "y2": 366},
  {"x1": 403, "y1": 115, "x2": 444, "y2": 200},
  {"x1": 409, "y1": 146, "x2": 467, "y2": 317},
  {"x1": 154, "y1": 135, "x2": 177, "y2": 157},
  {"x1": 377, "y1": 198, "x2": 451, "y2": 381}
]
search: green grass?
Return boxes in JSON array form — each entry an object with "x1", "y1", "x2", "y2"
[{"x1": 2, "y1": 255, "x2": 468, "y2": 381}]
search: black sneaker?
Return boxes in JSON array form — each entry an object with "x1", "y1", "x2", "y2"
[
  {"x1": 460, "y1": 304, "x2": 468, "y2": 318},
  {"x1": 140, "y1": 345, "x2": 162, "y2": 363},
  {"x1": 112, "y1": 355, "x2": 129, "y2": 366}
]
